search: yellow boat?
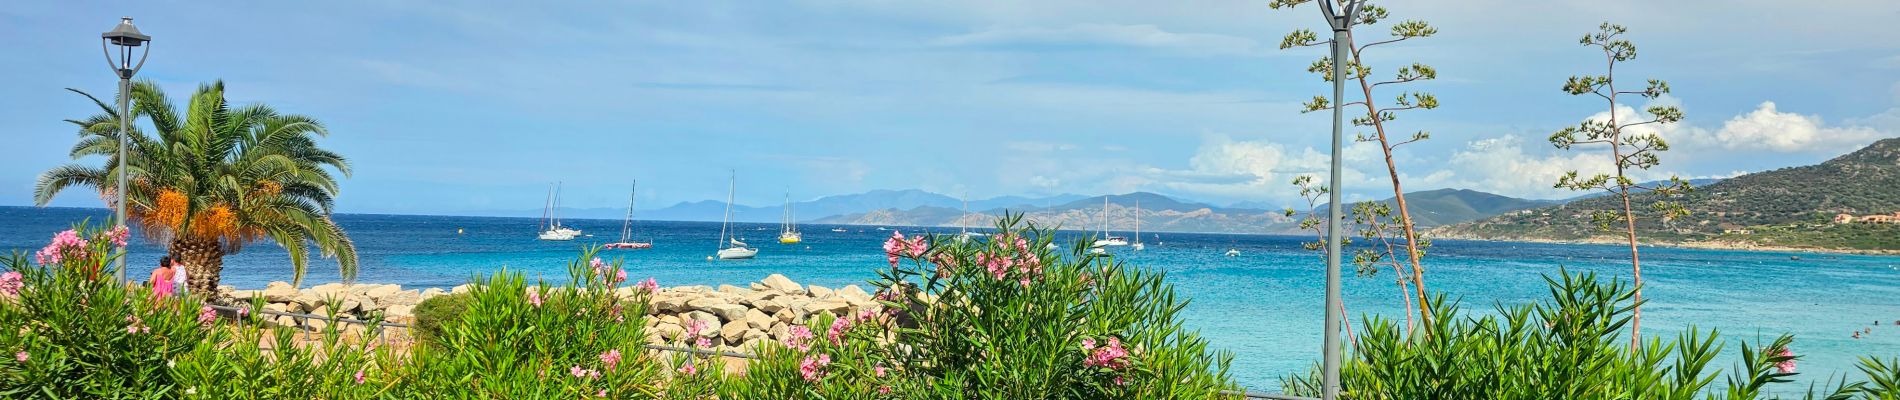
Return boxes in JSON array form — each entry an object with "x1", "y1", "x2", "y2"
[{"x1": 779, "y1": 192, "x2": 802, "y2": 244}]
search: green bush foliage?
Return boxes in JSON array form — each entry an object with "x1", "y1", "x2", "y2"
[
  {"x1": 722, "y1": 215, "x2": 1241, "y2": 399},
  {"x1": 1281, "y1": 270, "x2": 1900, "y2": 399},
  {"x1": 411, "y1": 291, "x2": 470, "y2": 348}
]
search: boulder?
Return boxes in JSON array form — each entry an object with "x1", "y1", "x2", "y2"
[
  {"x1": 720, "y1": 321, "x2": 748, "y2": 343},
  {"x1": 774, "y1": 309, "x2": 796, "y2": 324},
  {"x1": 261, "y1": 281, "x2": 299, "y2": 302},
  {"x1": 685, "y1": 297, "x2": 729, "y2": 310},
  {"x1": 308, "y1": 283, "x2": 351, "y2": 297},
  {"x1": 420, "y1": 287, "x2": 447, "y2": 300},
  {"x1": 272, "y1": 315, "x2": 298, "y2": 329},
  {"x1": 292, "y1": 292, "x2": 328, "y2": 312},
  {"x1": 263, "y1": 302, "x2": 290, "y2": 313},
  {"x1": 652, "y1": 295, "x2": 693, "y2": 313},
  {"x1": 758, "y1": 274, "x2": 804, "y2": 294},
  {"x1": 742, "y1": 328, "x2": 767, "y2": 342},
  {"x1": 834, "y1": 285, "x2": 873, "y2": 304},
  {"x1": 744, "y1": 308, "x2": 773, "y2": 329},
  {"x1": 753, "y1": 298, "x2": 787, "y2": 314},
  {"x1": 653, "y1": 323, "x2": 684, "y2": 341},
  {"x1": 806, "y1": 299, "x2": 852, "y2": 317},
  {"x1": 769, "y1": 322, "x2": 789, "y2": 340},
  {"x1": 384, "y1": 289, "x2": 422, "y2": 306},
  {"x1": 450, "y1": 284, "x2": 473, "y2": 295},
  {"x1": 362, "y1": 284, "x2": 403, "y2": 300},
  {"x1": 742, "y1": 290, "x2": 779, "y2": 306},
  {"x1": 684, "y1": 311, "x2": 720, "y2": 333},
  {"x1": 717, "y1": 284, "x2": 753, "y2": 296},
  {"x1": 808, "y1": 285, "x2": 834, "y2": 299},
  {"x1": 702, "y1": 304, "x2": 750, "y2": 323},
  {"x1": 384, "y1": 304, "x2": 415, "y2": 321}
]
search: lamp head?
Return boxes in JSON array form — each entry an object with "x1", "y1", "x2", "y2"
[{"x1": 102, "y1": 17, "x2": 150, "y2": 47}]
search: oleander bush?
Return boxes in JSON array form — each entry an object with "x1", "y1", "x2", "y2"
[
  {"x1": 1281, "y1": 270, "x2": 1900, "y2": 399},
  {"x1": 723, "y1": 215, "x2": 1242, "y2": 399},
  {"x1": 411, "y1": 291, "x2": 471, "y2": 348}
]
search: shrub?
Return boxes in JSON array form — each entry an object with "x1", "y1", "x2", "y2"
[
  {"x1": 411, "y1": 292, "x2": 471, "y2": 348},
  {"x1": 1281, "y1": 270, "x2": 1900, "y2": 399},
  {"x1": 723, "y1": 215, "x2": 1240, "y2": 399}
]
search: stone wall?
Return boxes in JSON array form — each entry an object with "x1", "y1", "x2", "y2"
[{"x1": 216, "y1": 273, "x2": 882, "y2": 354}]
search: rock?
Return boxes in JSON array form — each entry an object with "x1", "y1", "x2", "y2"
[
  {"x1": 273, "y1": 315, "x2": 297, "y2": 328},
  {"x1": 753, "y1": 298, "x2": 787, "y2": 314},
  {"x1": 685, "y1": 297, "x2": 728, "y2": 310},
  {"x1": 717, "y1": 284, "x2": 753, "y2": 296},
  {"x1": 292, "y1": 292, "x2": 327, "y2": 312},
  {"x1": 740, "y1": 338, "x2": 763, "y2": 352},
  {"x1": 742, "y1": 290, "x2": 779, "y2": 306},
  {"x1": 758, "y1": 274, "x2": 804, "y2": 294},
  {"x1": 262, "y1": 281, "x2": 299, "y2": 302},
  {"x1": 660, "y1": 314, "x2": 682, "y2": 326},
  {"x1": 744, "y1": 308, "x2": 773, "y2": 329},
  {"x1": 742, "y1": 328, "x2": 767, "y2": 342},
  {"x1": 720, "y1": 321, "x2": 748, "y2": 343},
  {"x1": 653, "y1": 295, "x2": 692, "y2": 313},
  {"x1": 703, "y1": 304, "x2": 750, "y2": 323},
  {"x1": 769, "y1": 322, "x2": 789, "y2": 340},
  {"x1": 420, "y1": 288, "x2": 447, "y2": 301},
  {"x1": 806, "y1": 299, "x2": 852, "y2": 317},
  {"x1": 808, "y1": 285, "x2": 834, "y2": 299},
  {"x1": 307, "y1": 317, "x2": 329, "y2": 332},
  {"x1": 384, "y1": 304, "x2": 415, "y2": 321},
  {"x1": 308, "y1": 283, "x2": 351, "y2": 297},
  {"x1": 774, "y1": 309, "x2": 796, "y2": 324},
  {"x1": 384, "y1": 289, "x2": 421, "y2": 306},
  {"x1": 362, "y1": 284, "x2": 403, "y2": 300},
  {"x1": 834, "y1": 285, "x2": 873, "y2": 304},
  {"x1": 685, "y1": 311, "x2": 720, "y2": 332},
  {"x1": 263, "y1": 302, "x2": 290, "y2": 313},
  {"x1": 654, "y1": 323, "x2": 684, "y2": 341},
  {"x1": 450, "y1": 284, "x2": 473, "y2": 295},
  {"x1": 750, "y1": 282, "x2": 770, "y2": 291}
]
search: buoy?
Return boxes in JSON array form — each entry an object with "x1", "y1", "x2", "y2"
[{"x1": 457, "y1": 228, "x2": 464, "y2": 235}]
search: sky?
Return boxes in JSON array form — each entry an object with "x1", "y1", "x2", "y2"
[{"x1": 3, "y1": 1, "x2": 1899, "y2": 215}]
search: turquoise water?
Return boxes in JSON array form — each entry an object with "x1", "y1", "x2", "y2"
[{"x1": 4, "y1": 206, "x2": 1898, "y2": 391}]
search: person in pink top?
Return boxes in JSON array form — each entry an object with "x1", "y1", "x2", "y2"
[{"x1": 150, "y1": 256, "x2": 176, "y2": 298}]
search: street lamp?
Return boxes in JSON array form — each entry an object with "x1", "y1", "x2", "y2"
[
  {"x1": 1315, "y1": 1, "x2": 1359, "y2": 400},
  {"x1": 102, "y1": 16, "x2": 150, "y2": 283}
]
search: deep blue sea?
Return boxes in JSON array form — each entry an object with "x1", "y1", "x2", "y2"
[{"x1": 4, "y1": 206, "x2": 1898, "y2": 391}]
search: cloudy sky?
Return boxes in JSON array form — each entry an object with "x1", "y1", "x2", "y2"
[{"x1": 4, "y1": 1, "x2": 1898, "y2": 214}]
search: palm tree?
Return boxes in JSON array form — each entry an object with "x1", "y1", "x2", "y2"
[{"x1": 35, "y1": 80, "x2": 357, "y2": 292}]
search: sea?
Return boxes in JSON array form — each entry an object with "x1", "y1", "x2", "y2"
[{"x1": 3, "y1": 206, "x2": 1898, "y2": 392}]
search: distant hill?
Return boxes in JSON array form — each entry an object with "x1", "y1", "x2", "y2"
[
  {"x1": 1437, "y1": 137, "x2": 1900, "y2": 251},
  {"x1": 813, "y1": 192, "x2": 1295, "y2": 234},
  {"x1": 1328, "y1": 189, "x2": 1560, "y2": 227},
  {"x1": 1558, "y1": 178, "x2": 1725, "y2": 203},
  {"x1": 484, "y1": 190, "x2": 1109, "y2": 224}
]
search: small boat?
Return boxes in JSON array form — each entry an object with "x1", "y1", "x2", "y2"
[
  {"x1": 714, "y1": 171, "x2": 757, "y2": 260},
  {"x1": 1790, "y1": 255, "x2": 1801, "y2": 261},
  {"x1": 876, "y1": 227, "x2": 889, "y2": 231},
  {"x1": 1225, "y1": 249, "x2": 1241, "y2": 257},
  {"x1": 830, "y1": 228, "x2": 848, "y2": 233},
  {"x1": 1092, "y1": 196, "x2": 1129, "y2": 247},
  {"x1": 537, "y1": 182, "x2": 581, "y2": 241},
  {"x1": 1089, "y1": 247, "x2": 1107, "y2": 255},
  {"x1": 1046, "y1": 242, "x2": 1059, "y2": 250},
  {"x1": 779, "y1": 192, "x2": 803, "y2": 244},
  {"x1": 604, "y1": 181, "x2": 653, "y2": 250}
]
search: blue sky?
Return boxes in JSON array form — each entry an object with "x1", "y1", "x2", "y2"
[{"x1": 4, "y1": 1, "x2": 1898, "y2": 215}]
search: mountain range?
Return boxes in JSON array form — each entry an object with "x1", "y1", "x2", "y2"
[{"x1": 1436, "y1": 137, "x2": 1900, "y2": 251}]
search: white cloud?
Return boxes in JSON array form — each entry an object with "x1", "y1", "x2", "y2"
[
  {"x1": 1704, "y1": 102, "x2": 1884, "y2": 152},
  {"x1": 934, "y1": 23, "x2": 1260, "y2": 56}
]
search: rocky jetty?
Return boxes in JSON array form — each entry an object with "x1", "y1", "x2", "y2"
[{"x1": 217, "y1": 273, "x2": 886, "y2": 353}]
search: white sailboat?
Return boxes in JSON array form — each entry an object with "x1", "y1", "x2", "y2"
[
  {"x1": 604, "y1": 181, "x2": 652, "y2": 250},
  {"x1": 778, "y1": 192, "x2": 802, "y2": 244},
  {"x1": 715, "y1": 171, "x2": 758, "y2": 260},
  {"x1": 957, "y1": 194, "x2": 985, "y2": 242},
  {"x1": 1093, "y1": 196, "x2": 1128, "y2": 247},
  {"x1": 538, "y1": 182, "x2": 580, "y2": 241},
  {"x1": 1131, "y1": 199, "x2": 1145, "y2": 251}
]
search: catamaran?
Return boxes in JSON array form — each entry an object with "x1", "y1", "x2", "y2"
[
  {"x1": 1093, "y1": 196, "x2": 1128, "y2": 247},
  {"x1": 715, "y1": 171, "x2": 758, "y2": 260},
  {"x1": 537, "y1": 182, "x2": 581, "y2": 241},
  {"x1": 778, "y1": 193, "x2": 802, "y2": 244},
  {"x1": 604, "y1": 181, "x2": 653, "y2": 250},
  {"x1": 1131, "y1": 199, "x2": 1146, "y2": 251}
]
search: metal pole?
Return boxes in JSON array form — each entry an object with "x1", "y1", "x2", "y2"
[
  {"x1": 1319, "y1": 2, "x2": 1357, "y2": 399},
  {"x1": 114, "y1": 73, "x2": 130, "y2": 283}
]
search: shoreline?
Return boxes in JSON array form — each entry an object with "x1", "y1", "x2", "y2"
[{"x1": 1433, "y1": 234, "x2": 1900, "y2": 256}]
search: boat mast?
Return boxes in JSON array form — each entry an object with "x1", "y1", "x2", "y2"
[
  {"x1": 961, "y1": 193, "x2": 969, "y2": 236},
  {"x1": 554, "y1": 181, "x2": 564, "y2": 229},
  {"x1": 621, "y1": 181, "x2": 636, "y2": 242},
  {"x1": 719, "y1": 171, "x2": 736, "y2": 250},
  {"x1": 1135, "y1": 199, "x2": 1141, "y2": 244},
  {"x1": 540, "y1": 183, "x2": 553, "y2": 232}
]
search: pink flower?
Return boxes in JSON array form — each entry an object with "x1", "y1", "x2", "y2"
[
  {"x1": 590, "y1": 257, "x2": 608, "y2": 275},
  {"x1": 686, "y1": 319, "x2": 711, "y2": 337},
  {"x1": 35, "y1": 229, "x2": 89, "y2": 265},
  {"x1": 197, "y1": 305, "x2": 217, "y2": 326},
  {"x1": 695, "y1": 337, "x2": 712, "y2": 348},
  {"x1": 570, "y1": 365, "x2": 588, "y2": 378},
  {"x1": 1776, "y1": 348, "x2": 1797, "y2": 374},
  {"x1": 883, "y1": 231, "x2": 907, "y2": 267},
  {"x1": 14, "y1": 351, "x2": 26, "y2": 363},
  {"x1": 799, "y1": 354, "x2": 831, "y2": 382},
  {"x1": 614, "y1": 269, "x2": 628, "y2": 284},
  {"x1": 596, "y1": 389, "x2": 608, "y2": 397},
  {"x1": 634, "y1": 278, "x2": 659, "y2": 293},
  {"x1": 526, "y1": 287, "x2": 543, "y2": 308},
  {"x1": 0, "y1": 271, "x2": 22, "y2": 297},
  {"x1": 879, "y1": 386, "x2": 892, "y2": 394},
  {"x1": 599, "y1": 349, "x2": 622, "y2": 370},
  {"x1": 875, "y1": 365, "x2": 888, "y2": 378},
  {"x1": 1083, "y1": 337, "x2": 1129, "y2": 369},
  {"x1": 107, "y1": 226, "x2": 129, "y2": 248},
  {"x1": 828, "y1": 316, "x2": 855, "y2": 344},
  {"x1": 124, "y1": 315, "x2": 149, "y2": 334},
  {"x1": 353, "y1": 370, "x2": 365, "y2": 385},
  {"x1": 677, "y1": 362, "x2": 698, "y2": 376},
  {"x1": 1114, "y1": 376, "x2": 1126, "y2": 386},
  {"x1": 236, "y1": 305, "x2": 250, "y2": 320},
  {"x1": 784, "y1": 325, "x2": 815, "y2": 352}
]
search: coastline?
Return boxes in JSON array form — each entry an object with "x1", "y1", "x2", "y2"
[{"x1": 1433, "y1": 233, "x2": 1900, "y2": 256}]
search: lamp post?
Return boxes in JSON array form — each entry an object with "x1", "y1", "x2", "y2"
[
  {"x1": 1315, "y1": 1, "x2": 1359, "y2": 400},
  {"x1": 102, "y1": 17, "x2": 150, "y2": 283}
]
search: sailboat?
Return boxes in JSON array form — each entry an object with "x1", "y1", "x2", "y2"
[
  {"x1": 715, "y1": 171, "x2": 758, "y2": 260},
  {"x1": 537, "y1": 182, "x2": 581, "y2": 241},
  {"x1": 778, "y1": 193, "x2": 802, "y2": 244},
  {"x1": 957, "y1": 194, "x2": 985, "y2": 241},
  {"x1": 1092, "y1": 196, "x2": 1128, "y2": 247},
  {"x1": 1131, "y1": 199, "x2": 1145, "y2": 251},
  {"x1": 604, "y1": 181, "x2": 653, "y2": 250}
]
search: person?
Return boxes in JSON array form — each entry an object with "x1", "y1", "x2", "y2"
[
  {"x1": 171, "y1": 259, "x2": 189, "y2": 297},
  {"x1": 150, "y1": 256, "x2": 175, "y2": 298}
]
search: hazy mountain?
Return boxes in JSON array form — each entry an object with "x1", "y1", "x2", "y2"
[
  {"x1": 813, "y1": 192, "x2": 1296, "y2": 234},
  {"x1": 1315, "y1": 189, "x2": 1560, "y2": 227},
  {"x1": 1558, "y1": 178, "x2": 1726, "y2": 202}
]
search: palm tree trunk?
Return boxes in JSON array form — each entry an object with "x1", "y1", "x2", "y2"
[{"x1": 170, "y1": 237, "x2": 225, "y2": 294}]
